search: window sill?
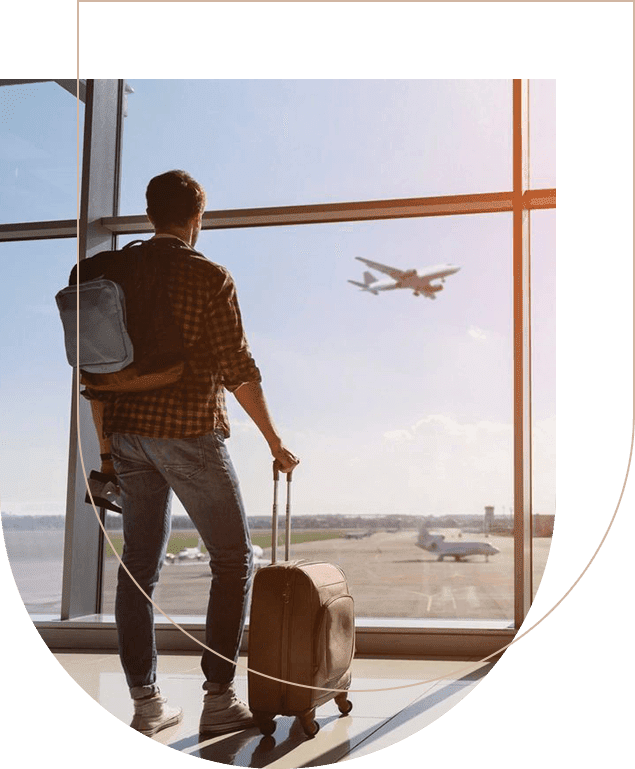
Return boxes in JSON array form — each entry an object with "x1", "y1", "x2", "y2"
[{"x1": 33, "y1": 614, "x2": 515, "y2": 659}]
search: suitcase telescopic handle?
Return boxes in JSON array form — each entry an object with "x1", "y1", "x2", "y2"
[{"x1": 271, "y1": 462, "x2": 293, "y2": 564}]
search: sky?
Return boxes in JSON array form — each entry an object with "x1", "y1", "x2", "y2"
[{"x1": 0, "y1": 78, "x2": 555, "y2": 518}]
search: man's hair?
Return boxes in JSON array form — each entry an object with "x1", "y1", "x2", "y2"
[{"x1": 146, "y1": 170, "x2": 206, "y2": 229}]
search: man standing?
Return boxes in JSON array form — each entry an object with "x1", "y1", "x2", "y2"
[{"x1": 80, "y1": 170, "x2": 299, "y2": 737}]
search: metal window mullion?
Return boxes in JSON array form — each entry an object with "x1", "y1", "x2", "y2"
[
  {"x1": 513, "y1": 79, "x2": 533, "y2": 629},
  {"x1": 99, "y1": 189, "x2": 553, "y2": 236},
  {"x1": 0, "y1": 190, "x2": 553, "y2": 241},
  {"x1": 61, "y1": 80, "x2": 125, "y2": 620},
  {"x1": 0, "y1": 220, "x2": 78, "y2": 241}
]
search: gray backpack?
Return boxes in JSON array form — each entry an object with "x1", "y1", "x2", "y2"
[
  {"x1": 56, "y1": 277, "x2": 134, "y2": 374},
  {"x1": 56, "y1": 239, "x2": 190, "y2": 392}
]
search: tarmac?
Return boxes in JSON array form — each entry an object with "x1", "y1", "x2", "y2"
[{"x1": 101, "y1": 528, "x2": 552, "y2": 621}]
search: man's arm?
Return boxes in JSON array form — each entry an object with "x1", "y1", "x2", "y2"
[
  {"x1": 89, "y1": 399, "x2": 117, "y2": 477},
  {"x1": 205, "y1": 270, "x2": 299, "y2": 473},
  {"x1": 232, "y1": 381, "x2": 299, "y2": 474}
]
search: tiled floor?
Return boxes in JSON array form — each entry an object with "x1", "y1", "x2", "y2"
[{"x1": 54, "y1": 652, "x2": 493, "y2": 766}]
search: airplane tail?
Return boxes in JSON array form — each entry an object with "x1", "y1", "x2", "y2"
[
  {"x1": 362, "y1": 271, "x2": 377, "y2": 286},
  {"x1": 348, "y1": 278, "x2": 378, "y2": 295},
  {"x1": 417, "y1": 528, "x2": 444, "y2": 550}
]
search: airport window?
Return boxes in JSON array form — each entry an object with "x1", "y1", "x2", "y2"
[
  {"x1": 0, "y1": 80, "x2": 83, "y2": 224},
  {"x1": 119, "y1": 79, "x2": 513, "y2": 211},
  {"x1": 0, "y1": 238, "x2": 76, "y2": 615},
  {"x1": 529, "y1": 79, "x2": 556, "y2": 190},
  {"x1": 103, "y1": 214, "x2": 516, "y2": 623},
  {"x1": 0, "y1": 80, "x2": 555, "y2": 657},
  {"x1": 530, "y1": 208, "x2": 556, "y2": 598},
  {"x1": 0, "y1": 80, "x2": 84, "y2": 618}
]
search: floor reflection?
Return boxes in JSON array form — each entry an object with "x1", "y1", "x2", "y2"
[{"x1": 54, "y1": 653, "x2": 492, "y2": 767}]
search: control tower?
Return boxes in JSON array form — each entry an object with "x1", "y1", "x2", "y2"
[{"x1": 484, "y1": 505, "x2": 495, "y2": 536}]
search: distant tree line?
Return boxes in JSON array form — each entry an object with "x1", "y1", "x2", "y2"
[
  {"x1": 1, "y1": 510, "x2": 524, "y2": 533},
  {"x1": 1, "y1": 514, "x2": 66, "y2": 530}
]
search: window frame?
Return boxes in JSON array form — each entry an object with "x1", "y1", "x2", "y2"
[{"x1": 0, "y1": 79, "x2": 555, "y2": 658}]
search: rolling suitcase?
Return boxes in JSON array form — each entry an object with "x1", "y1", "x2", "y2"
[{"x1": 247, "y1": 465, "x2": 355, "y2": 738}]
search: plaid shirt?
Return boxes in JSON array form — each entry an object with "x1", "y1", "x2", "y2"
[{"x1": 79, "y1": 237, "x2": 261, "y2": 439}]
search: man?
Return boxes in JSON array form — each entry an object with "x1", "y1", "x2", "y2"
[{"x1": 80, "y1": 170, "x2": 299, "y2": 737}]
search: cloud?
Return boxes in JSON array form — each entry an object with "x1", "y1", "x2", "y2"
[
  {"x1": 378, "y1": 413, "x2": 516, "y2": 512},
  {"x1": 383, "y1": 429, "x2": 414, "y2": 443},
  {"x1": 385, "y1": 414, "x2": 512, "y2": 444},
  {"x1": 223, "y1": 408, "x2": 552, "y2": 516},
  {"x1": 468, "y1": 325, "x2": 488, "y2": 341},
  {"x1": 376, "y1": 412, "x2": 554, "y2": 514}
]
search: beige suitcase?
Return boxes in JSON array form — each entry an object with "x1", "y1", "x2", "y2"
[{"x1": 247, "y1": 466, "x2": 355, "y2": 737}]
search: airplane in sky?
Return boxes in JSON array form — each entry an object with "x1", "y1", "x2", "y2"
[
  {"x1": 348, "y1": 257, "x2": 460, "y2": 298},
  {"x1": 416, "y1": 528, "x2": 500, "y2": 562}
]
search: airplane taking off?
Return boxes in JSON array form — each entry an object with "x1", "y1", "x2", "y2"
[
  {"x1": 348, "y1": 257, "x2": 460, "y2": 299},
  {"x1": 416, "y1": 528, "x2": 500, "y2": 562}
]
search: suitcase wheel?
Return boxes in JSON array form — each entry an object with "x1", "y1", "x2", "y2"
[
  {"x1": 253, "y1": 712, "x2": 276, "y2": 736},
  {"x1": 335, "y1": 693, "x2": 353, "y2": 715},
  {"x1": 298, "y1": 711, "x2": 320, "y2": 738}
]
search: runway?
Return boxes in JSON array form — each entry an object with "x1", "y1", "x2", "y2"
[{"x1": 101, "y1": 528, "x2": 552, "y2": 621}]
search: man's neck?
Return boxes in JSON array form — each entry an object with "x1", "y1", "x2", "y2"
[{"x1": 152, "y1": 232, "x2": 191, "y2": 246}]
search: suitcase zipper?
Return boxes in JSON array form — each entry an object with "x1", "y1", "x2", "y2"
[{"x1": 280, "y1": 572, "x2": 293, "y2": 710}]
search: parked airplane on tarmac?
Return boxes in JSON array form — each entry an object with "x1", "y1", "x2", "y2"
[
  {"x1": 165, "y1": 538, "x2": 269, "y2": 568},
  {"x1": 416, "y1": 528, "x2": 500, "y2": 562},
  {"x1": 348, "y1": 257, "x2": 460, "y2": 298}
]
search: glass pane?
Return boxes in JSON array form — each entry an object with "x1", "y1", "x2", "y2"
[
  {"x1": 102, "y1": 213, "x2": 514, "y2": 622},
  {"x1": 530, "y1": 79, "x2": 556, "y2": 189},
  {"x1": 120, "y1": 80, "x2": 512, "y2": 212},
  {"x1": 0, "y1": 81, "x2": 83, "y2": 223},
  {"x1": 531, "y1": 209, "x2": 556, "y2": 598},
  {"x1": 0, "y1": 239, "x2": 75, "y2": 616}
]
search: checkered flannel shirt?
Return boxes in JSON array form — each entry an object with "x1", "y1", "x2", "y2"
[{"x1": 79, "y1": 238, "x2": 261, "y2": 439}]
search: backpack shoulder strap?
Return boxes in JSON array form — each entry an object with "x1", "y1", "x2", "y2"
[{"x1": 122, "y1": 239, "x2": 147, "y2": 250}]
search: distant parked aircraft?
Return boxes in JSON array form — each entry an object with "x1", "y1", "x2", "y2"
[
  {"x1": 165, "y1": 540, "x2": 270, "y2": 568},
  {"x1": 348, "y1": 257, "x2": 460, "y2": 299},
  {"x1": 253, "y1": 544, "x2": 269, "y2": 569},
  {"x1": 416, "y1": 528, "x2": 499, "y2": 562},
  {"x1": 165, "y1": 536, "x2": 208, "y2": 563}
]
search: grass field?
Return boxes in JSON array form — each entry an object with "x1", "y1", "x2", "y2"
[
  {"x1": 104, "y1": 529, "x2": 345, "y2": 558},
  {"x1": 251, "y1": 530, "x2": 344, "y2": 550}
]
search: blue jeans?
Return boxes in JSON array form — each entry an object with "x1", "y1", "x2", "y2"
[{"x1": 111, "y1": 432, "x2": 254, "y2": 697}]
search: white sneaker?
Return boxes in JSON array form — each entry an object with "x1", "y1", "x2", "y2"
[
  {"x1": 130, "y1": 692, "x2": 183, "y2": 736},
  {"x1": 199, "y1": 684, "x2": 256, "y2": 735}
]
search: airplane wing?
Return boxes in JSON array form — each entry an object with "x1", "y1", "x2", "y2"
[
  {"x1": 355, "y1": 256, "x2": 406, "y2": 280},
  {"x1": 417, "y1": 267, "x2": 448, "y2": 281}
]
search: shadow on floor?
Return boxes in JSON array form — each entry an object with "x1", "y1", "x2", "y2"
[{"x1": 168, "y1": 665, "x2": 492, "y2": 767}]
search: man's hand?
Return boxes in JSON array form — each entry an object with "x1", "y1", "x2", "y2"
[
  {"x1": 100, "y1": 457, "x2": 117, "y2": 478},
  {"x1": 270, "y1": 442, "x2": 300, "y2": 475}
]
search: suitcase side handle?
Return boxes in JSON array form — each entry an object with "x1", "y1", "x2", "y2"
[{"x1": 272, "y1": 462, "x2": 293, "y2": 563}]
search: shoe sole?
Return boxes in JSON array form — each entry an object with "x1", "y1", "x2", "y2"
[
  {"x1": 199, "y1": 717, "x2": 257, "y2": 736},
  {"x1": 135, "y1": 711, "x2": 183, "y2": 737}
]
